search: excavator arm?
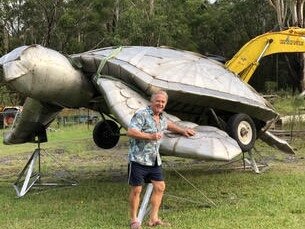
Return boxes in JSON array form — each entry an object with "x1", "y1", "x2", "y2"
[{"x1": 225, "y1": 27, "x2": 305, "y2": 83}]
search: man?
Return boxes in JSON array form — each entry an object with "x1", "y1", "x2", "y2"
[{"x1": 127, "y1": 90, "x2": 195, "y2": 229}]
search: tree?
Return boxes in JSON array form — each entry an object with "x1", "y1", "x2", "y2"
[
  {"x1": 268, "y1": 0, "x2": 305, "y2": 93},
  {"x1": 0, "y1": 0, "x2": 299, "y2": 98},
  {"x1": 0, "y1": 0, "x2": 27, "y2": 51},
  {"x1": 56, "y1": 0, "x2": 116, "y2": 52},
  {"x1": 112, "y1": 0, "x2": 195, "y2": 48},
  {"x1": 190, "y1": 0, "x2": 275, "y2": 56}
]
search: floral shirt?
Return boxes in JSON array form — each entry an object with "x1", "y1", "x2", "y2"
[{"x1": 128, "y1": 106, "x2": 168, "y2": 166}]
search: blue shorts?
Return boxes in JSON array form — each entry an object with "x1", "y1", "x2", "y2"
[{"x1": 128, "y1": 161, "x2": 164, "y2": 186}]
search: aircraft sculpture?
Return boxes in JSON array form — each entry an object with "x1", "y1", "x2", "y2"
[
  {"x1": 0, "y1": 44, "x2": 294, "y2": 163},
  {"x1": 3, "y1": 28, "x2": 305, "y2": 199}
]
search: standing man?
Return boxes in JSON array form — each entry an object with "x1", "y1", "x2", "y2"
[{"x1": 127, "y1": 90, "x2": 195, "y2": 229}]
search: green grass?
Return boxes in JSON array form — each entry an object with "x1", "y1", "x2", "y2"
[
  {"x1": 272, "y1": 94, "x2": 305, "y2": 116},
  {"x1": 1, "y1": 125, "x2": 305, "y2": 228}
]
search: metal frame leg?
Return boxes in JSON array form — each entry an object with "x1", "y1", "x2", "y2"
[
  {"x1": 13, "y1": 148, "x2": 41, "y2": 197},
  {"x1": 244, "y1": 149, "x2": 260, "y2": 174},
  {"x1": 13, "y1": 146, "x2": 78, "y2": 198},
  {"x1": 138, "y1": 183, "x2": 153, "y2": 224}
]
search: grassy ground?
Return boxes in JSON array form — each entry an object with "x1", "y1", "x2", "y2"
[
  {"x1": 272, "y1": 93, "x2": 305, "y2": 116},
  {"x1": 1, "y1": 123, "x2": 305, "y2": 229}
]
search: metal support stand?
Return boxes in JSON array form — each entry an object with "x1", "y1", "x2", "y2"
[
  {"x1": 243, "y1": 149, "x2": 260, "y2": 174},
  {"x1": 13, "y1": 143, "x2": 78, "y2": 198},
  {"x1": 13, "y1": 146, "x2": 42, "y2": 197},
  {"x1": 137, "y1": 183, "x2": 153, "y2": 224}
]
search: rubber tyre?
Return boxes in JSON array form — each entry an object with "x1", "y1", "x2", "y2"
[
  {"x1": 93, "y1": 120, "x2": 120, "y2": 149},
  {"x1": 226, "y1": 113, "x2": 256, "y2": 152}
]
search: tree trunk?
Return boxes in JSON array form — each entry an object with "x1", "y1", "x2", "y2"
[
  {"x1": 149, "y1": 0, "x2": 155, "y2": 17},
  {"x1": 3, "y1": 25, "x2": 9, "y2": 54},
  {"x1": 294, "y1": 0, "x2": 305, "y2": 92},
  {"x1": 268, "y1": 0, "x2": 305, "y2": 92}
]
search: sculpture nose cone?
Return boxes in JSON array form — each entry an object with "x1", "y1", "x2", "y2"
[
  {"x1": 0, "y1": 46, "x2": 30, "y2": 82},
  {"x1": 0, "y1": 46, "x2": 29, "y2": 65}
]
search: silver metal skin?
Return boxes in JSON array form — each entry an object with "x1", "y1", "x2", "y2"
[
  {"x1": 96, "y1": 78, "x2": 241, "y2": 160},
  {"x1": 0, "y1": 45, "x2": 94, "y2": 108},
  {"x1": 0, "y1": 45, "x2": 293, "y2": 161},
  {"x1": 72, "y1": 46, "x2": 278, "y2": 122}
]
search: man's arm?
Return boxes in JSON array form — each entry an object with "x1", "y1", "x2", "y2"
[
  {"x1": 167, "y1": 121, "x2": 195, "y2": 137},
  {"x1": 127, "y1": 128, "x2": 162, "y2": 141}
]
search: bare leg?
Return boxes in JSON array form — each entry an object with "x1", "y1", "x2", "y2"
[
  {"x1": 149, "y1": 180, "x2": 165, "y2": 223},
  {"x1": 129, "y1": 185, "x2": 142, "y2": 222}
]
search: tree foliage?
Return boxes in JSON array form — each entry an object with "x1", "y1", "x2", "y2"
[
  {"x1": 1, "y1": 0, "x2": 277, "y2": 54},
  {"x1": 267, "y1": 0, "x2": 305, "y2": 93},
  {"x1": 0, "y1": 0, "x2": 301, "y2": 105}
]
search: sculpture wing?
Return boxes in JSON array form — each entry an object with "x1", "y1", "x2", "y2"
[{"x1": 95, "y1": 77, "x2": 242, "y2": 161}]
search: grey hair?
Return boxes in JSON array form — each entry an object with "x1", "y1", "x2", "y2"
[{"x1": 150, "y1": 90, "x2": 168, "y2": 102}]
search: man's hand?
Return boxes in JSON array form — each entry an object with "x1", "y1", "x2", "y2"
[
  {"x1": 167, "y1": 121, "x2": 196, "y2": 137},
  {"x1": 151, "y1": 132, "x2": 163, "y2": 140},
  {"x1": 182, "y1": 128, "x2": 196, "y2": 137}
]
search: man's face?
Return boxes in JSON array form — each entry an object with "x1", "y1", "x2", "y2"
[{"x1": 151, "y1": 94, "x2": 167, "y2": 115}]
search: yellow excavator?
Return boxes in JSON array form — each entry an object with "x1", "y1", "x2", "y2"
[{"x1": 225, "y1": 27, "x2": 305, "y2": 83}]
